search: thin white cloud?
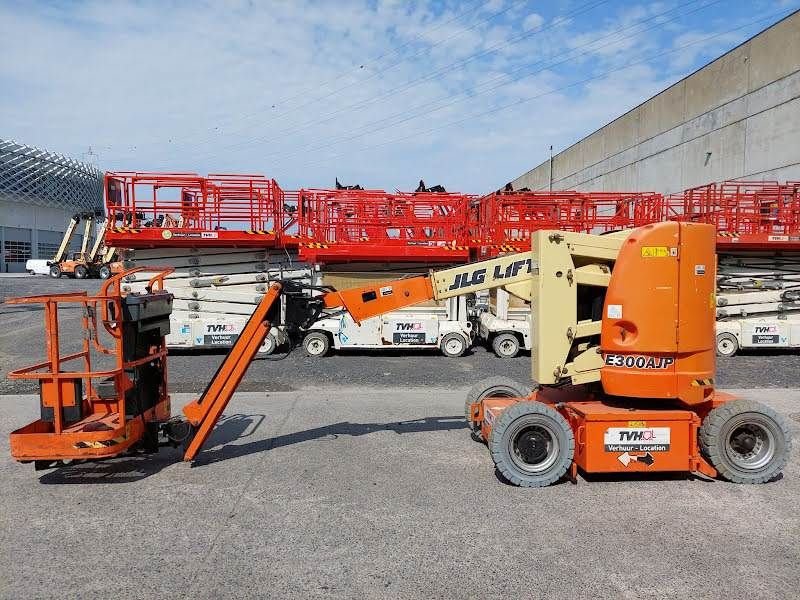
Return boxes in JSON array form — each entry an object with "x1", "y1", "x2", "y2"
[{"x1": 0, "y1": 0, "x2": 783, "y2": 192}]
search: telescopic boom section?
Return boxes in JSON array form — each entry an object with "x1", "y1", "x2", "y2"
[
  {"x1": 53, "y1": 214, "x2": 81, "y2": 262},
  {"x1": 321, "y1": 251, "x2": 536, "y2": 323},
  {"x1": 180, "y1": 251, "x2": 537, "y2": 461}
]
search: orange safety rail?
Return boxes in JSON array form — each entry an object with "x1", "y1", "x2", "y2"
[
  {"x1": 475, "y1": 190, "x2": 664, "y2": 256},
  {"x1": 6, "y1": 267, "x2": 173, "y2": 462},
  {"x1": 296, "y1": 188, "x2": 475, "y2": 263},
  {"x1": 666, "y1": 181, "x2": 800, "y2": 250},
  {"x1": 104, "y1": 171, "x2": 288, "y2": 248}
]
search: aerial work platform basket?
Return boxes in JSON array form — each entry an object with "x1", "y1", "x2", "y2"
[
  {"x1": 296, "y1": 188, "x2": 474, "y2": 263},
  {"x1": 104, "y1": 172, "x2": 291, "y2": 248},
  {"x1": 474, "y1": 190, "x2": 664, "y2": 256},
  {"x1": 666, "y1": 181, "x2": 800, "y2": 250}
]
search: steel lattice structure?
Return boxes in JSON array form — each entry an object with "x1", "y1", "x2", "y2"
[{"x1": 0, "y1": 139, "x2": 103, "y2": 211}]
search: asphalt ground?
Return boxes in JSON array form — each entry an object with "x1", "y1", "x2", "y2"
[
  {"x1": 0, "y1": 388, "x2": 798, "y2": 599},
  {"x1": 1, "y1": 276, "x2": 799, "y2": 394},
  {"x1": 1, "y1": 276, "x2": 799, "y2": 598}
]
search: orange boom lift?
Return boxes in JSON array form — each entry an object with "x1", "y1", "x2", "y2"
[{"x1": 7, "y1": 222, "x2": 791, "y2": 485}]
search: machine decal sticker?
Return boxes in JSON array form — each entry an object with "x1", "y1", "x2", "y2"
[
  {"x1": 607, "y1": 304, "x2": 622, "y2": 319},
  {"x1": 204, "y1": 333, "x2": 238, "y2": 345},
  {"x1": 380, "y1": 286, "x2": 393, "y2": 297},
  {"x1": 490, "y1": 259, "x2": 534, "y2": 281},
  {"x1": 445, "y1": 258, "x2": 534, "y2": 291},
  {"x1": 751, "y1": 325, "x2": 780, "y2": 344},
  {"x1": 604, "y1": 427, "x2": 670, "y2": 452},
  {"x1": 393, "y1": 332, "x2": 426, "y2": 343},
  {"x1": 695, "y1": 264, "x2": 706, "y2": 275},
  {"x1": 448, "y1": 268, "x2": 487, "y2": 290},
  {"x1": 617, "y1": 451, "x2": 656, "y2": 467},
  {"x1": 640, "y1": 246, "x2": 669, "y2": 258},
  {"x1": 603, "y1": 354, "x2": 675, "y2": 369}
]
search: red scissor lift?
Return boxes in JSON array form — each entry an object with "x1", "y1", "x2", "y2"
[
  {"x1": 666, "y1": 181, "x2": 800, "y2": 250},
  {"x1": 474, "y1": 190, "x2": 665, "y2": 256},
  {"x1": 104, "y1": 172, "x2": 291, "y2": 249},
  {"x1": 296, "y1": 188, "x2": 474, "y2": 263}
]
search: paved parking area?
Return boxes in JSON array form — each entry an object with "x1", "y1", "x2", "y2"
[
  {"x1": 1, "y1": 387, "x2": 798, "y2": 599},
  {"x1": 2, "y1": 275, "x2": 800, "y2": 394}
]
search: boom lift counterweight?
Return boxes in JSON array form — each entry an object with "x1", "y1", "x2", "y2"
[{"x1": 7, "y1": 222, "x2": 791, "y2": 486}]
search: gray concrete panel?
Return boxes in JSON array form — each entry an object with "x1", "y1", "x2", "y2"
[
  {"x1": 509, "y1": 13, "x2": 800, "y2": 195},
  {"x1": 748, "y1": 13, "x2": 800, "y2": 91},
  {"x1": 684, "y1": 42, "x2": 750, "y2": 121},
  {"x1": 744, "y1": 96, "x2": 800, "y2": 176}
]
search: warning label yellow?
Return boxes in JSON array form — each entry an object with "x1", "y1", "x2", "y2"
[{"x1": 641, "y1": 246, "x2": 669, "y2": 258}]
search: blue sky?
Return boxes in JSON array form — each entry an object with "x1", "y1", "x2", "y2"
[{"x1": 1, "y1": 0, "x2": 797, "y2": 192}]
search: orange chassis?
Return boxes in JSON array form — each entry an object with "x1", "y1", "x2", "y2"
[{"x1": 469, "y1": 388, "x2": 734, "y2": 480}]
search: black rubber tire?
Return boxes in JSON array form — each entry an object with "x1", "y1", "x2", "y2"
[
  {"x1": 74, "y1": 265, "x2": 89, "y2": 279},
  {"x1": 489, "y1": 401, "x2": 574, "y2": 487},
  {"x1": 716, "y1": 333, "x2": 739, "y2": 357},
  {"x1": 464, "y1": 376, "x2": 531, "y2": 433},
  {"x1": 49, "y1": 264, "x2": 61, "y2": 278},
  {"x1": 440, "y1": 332, "x2": 468, "y2": 357},
  {"x1": 492, "y1": 333, "x2": 520, "y2": 358},
  {"x1": 98, "y1": 265, "x2": 112, "y2": 280},
  {"x1": 700, "y1": 399, "x2": 791, "y2": 484},
  {"x1": 303, "y1": 331, "x2": 330, "y2": 357}
]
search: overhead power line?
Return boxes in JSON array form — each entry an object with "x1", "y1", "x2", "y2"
[
  {"x1": 180, "y1": 0, "x2": 612, "y2": 161},
  {"x1": 139, "y1": 0, "x2": 515, "y2": 154},
  {"x1": 290, "y1": 8, "x2": 795, "y2": 175},
  {"x1": 244, "y1": 0, "x2": 719, "y2": 166}
]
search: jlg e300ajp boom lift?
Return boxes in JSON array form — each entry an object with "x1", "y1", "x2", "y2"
[{"x1": 7, "y1": 222, "x2": 791, "y2": 486}]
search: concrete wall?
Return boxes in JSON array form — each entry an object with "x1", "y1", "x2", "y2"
[{"x1": 510, "y1": 12, "x2": 800, "y2": 194}]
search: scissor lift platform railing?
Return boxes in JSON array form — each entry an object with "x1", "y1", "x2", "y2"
[
  {"x1": 104, "y1": 172, "x2": 291, "y2": 248},
  {"x1": 296, "y1": 188, "x2": 475, "y2": 263},
  {"x1": 666, "y1": 181, "x2": 800, "y2": 250},
  {"x1": 474, "y1": 190, "x2": 665, "y2": 256}
]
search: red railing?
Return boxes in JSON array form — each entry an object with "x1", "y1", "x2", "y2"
[
  {"x1": 665, "y1": 181, "x2": 800, "y2": 248},
  {"x1": 296, "y1": 188, "x2": 475, "y2": 262},
  {"x1": 105, "y1": 172, "x2": 288, "y2": 247},
  {"x1": 103, "y1": 171, "x2": 800, "y2": 257},
  {"x1": 476, "y1": 190, "x2": 665, "y2": 253}
]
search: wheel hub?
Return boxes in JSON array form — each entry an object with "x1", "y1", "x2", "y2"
[
  {"x1": 515, "y1": 429, "x2": 549, "y2": 465},
  {"x1": 731, "y1": 430, "x2": 757, "y2": 454},
  {"x1": 508, "y1": 424, "x2": 557, "y2": 473},
  {"x1": 725, "y1": 422, "x2": 774, "y2": 469}
]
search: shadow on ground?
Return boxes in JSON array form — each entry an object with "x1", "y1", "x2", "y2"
[
  {"x1": 193, "y1": 414, "x2": 469, "y2": 466},
  {"x1": 32, "y1": 413, "x2": 467, "y2": 482}
]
